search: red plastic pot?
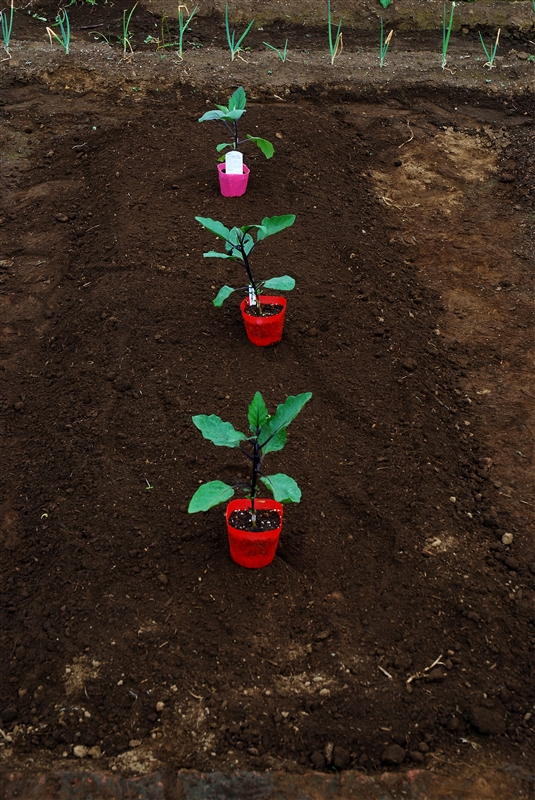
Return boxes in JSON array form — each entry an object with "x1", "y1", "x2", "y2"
[
  {"x1": 240, "y1": 295, "x2": 287, "y2": 347},
  {"x1": 226, "y1": 498, "x2": 283, "y2": 568},
  {"x1": 217, "y1": 162, "x2": 250, "y2": 197}
]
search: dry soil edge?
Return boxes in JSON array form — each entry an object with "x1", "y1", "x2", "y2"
[
  {"x1": 2, "y1": 765, "x2": 535, "y2": 799},
  {"x1": 144, "y1": 0, "x2": 535, "y2": 31}
]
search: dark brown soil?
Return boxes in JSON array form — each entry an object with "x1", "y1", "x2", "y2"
[{"x1": 1, "y1": 0, "x2": 534, "y2": 782}]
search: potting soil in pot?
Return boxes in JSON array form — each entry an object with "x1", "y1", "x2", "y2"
[
  {"x1": 243, "y1": 303, "x2": 284, "y2": 317},
  {"x1": 228, "y1": 508, "x2": 281, "y2": 532}
]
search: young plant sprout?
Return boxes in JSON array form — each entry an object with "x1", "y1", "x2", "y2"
[
  {"x1": 188, "y1": 391, "x2": 312, "y2": 527},
  {"x1": 198, "y1": 86, "x2": 274, "y2": 161},
  {"x1": 119, "y1": 3, "x2": 137, "y2": 56},
  {"x1": 379, "y1": 0, "x2": 392, "y2": 7},
  {"x1": 478, "y1": 27, "x2": 500, "y2": 68},
  {"x1": 441, "y1": 1, "x2": 455, "y2": 70},
  {"x1": 1, "y1": 0, "x2": 14, "y2": 58},
  {"x1": 46, "y1": 10, "x2": 70, "y2": 54},
  {"x1": 195, "y1": 214, "x2": 296, "y2": 313},
  {"x1": 379, "y1": 17, "x2": 393, "y2": 67},
  {"x1": 263, "y1": 39, "x2": 288, "y2": 62},
  {"x1": 177, "y1": 3, "x2": 198, "y2": 59},
  {"x1": 224, "y1": 3, "x2": 254, "y2": 61},
  {"x1": 327, "y1": 0, "x2": 343, "y2": 65}
]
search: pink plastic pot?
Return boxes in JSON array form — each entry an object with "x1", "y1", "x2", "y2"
[
  {"x1": 217, "y1": 163, "x2": 250, "y2": 197},
  {"x1": 226, "y1": 498, "x2": 283, "y2": 568},
  {"x1": 240, "y1": 295, "x2": 287, "y2": 347}
]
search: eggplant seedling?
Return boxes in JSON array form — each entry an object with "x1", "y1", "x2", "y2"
[
  {"x1": 188, "y1": 391, "x2": 312, "y2": 526},
  {"x1": 195, "y1": 214, "x2": 296, "y2": 313},
  {"x1": 198, "y1": 85, "x2": 274, "y2": 161}
]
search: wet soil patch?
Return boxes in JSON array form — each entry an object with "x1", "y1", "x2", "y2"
[{"x1": 0, "y1": 42, "x2": 534, "y2": 781}]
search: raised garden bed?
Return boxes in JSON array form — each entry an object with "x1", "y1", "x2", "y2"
[{"x1": 0, "y1": 0, "x2": 534, "y2": 791}]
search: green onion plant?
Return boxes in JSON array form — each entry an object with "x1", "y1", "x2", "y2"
[
  {"x1": 177, "y1": 3, "x2": 198, "y2": 59},
  {"x1": 1, "y1": 0, "x2": 14, "y2": 57},
  {"x1": 478, "y1": 27, "x2": 500, "y2": 68},
  {"x1": 119, "y1": 3, "x2": 137, "y2": 56},
  {"x1": 441, "y1": 1, "x2": 455, "y2": 70},
  {"x1": 379, "y1": 17, "x2": 393, "y2": 67},
  {"x1": 46, "y1": 10, "x2": 71, "y2": 54},
  {"x1": 327, "y1": 0, "x2": 342, "y2": 64},
  {"x1": 224, "y1": 4, "x2": 254, "y2": 61},
  {"x1": 263, "y1": 39, "x2": 288, "y2": 62}
]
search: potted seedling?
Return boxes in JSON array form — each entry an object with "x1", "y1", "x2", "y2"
[
  {"x1": 198, "y1": 86, "x2": 274, "y2": 197},
  {"x1": 196, "y1": 214, "x2": 296, "y2": 346},
  {"x1": 188, "y1": 391, "x2": 312, "y2": 568}
]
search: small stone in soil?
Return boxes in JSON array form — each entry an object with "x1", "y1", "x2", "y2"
[{"x1": 381, "y1": 743, "x2": 406, "y2": 765}]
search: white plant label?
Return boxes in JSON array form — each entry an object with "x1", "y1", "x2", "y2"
[
  {"x1": 225, "y1": 150, "x2": 243, "y2": 175},
  {"x1": 248, "y1": 286, "x2": 256, "y2": 306}
]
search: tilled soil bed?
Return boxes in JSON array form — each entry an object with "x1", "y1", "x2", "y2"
[{"x1": 1, "y1": 1, "x2": 534, "y2": 786}]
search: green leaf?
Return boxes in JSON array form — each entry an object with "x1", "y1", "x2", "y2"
[
  {"x1": 260, "y1": 473, "x2": 301, "y2": 503},
  {"x1": 219, "y1": 108, "x2": 245, "y2": 121},
  {"x1": 229, "y1": 86, "x2": 246, "y2": 110},
  {"x1": 192, "y1": 414, "x2": 246, "y2": 448},
  {"x1": 379, "y1": 0, "x2": 391, "y2": 7},
  {"x1": 213, "y1": 285, "x2": 235, "y2": 307},
  {"x1": 248, "y1": 392, "x2": 268, "y2": 433},
  {"x1": 198, "y1": 109, "x2": 225, "y2": 122},
  {"x1": 227, "y1": 226, "x2": 244, "y2": 248},
  {"x1": 195, "y1": 216, "x2": 230, "y2": 241},
  {"x1": 203, "y1": 250, "x2": 236, "y2": 260},
  {"x1": 246, "y1": 135, "x2": 274, "y2": 159},
  {"x1": 263, "y1": 275, "x2": 295, "y2": 291},
  {"x1": 256, "y1": 214, "x2": 296, "y2": 241},
  {"x1": 261, "y1": 427, "x2": 286, "y2": 454},
  {"x1": 260, "y1": 392, "x2": 312, "y2": 451},
  {"x1": 216, "y1": 142, "x2": 233, "y2": 152},
  {"x1": 188, "y1": 480, "x2": 234, "y2": 513}
]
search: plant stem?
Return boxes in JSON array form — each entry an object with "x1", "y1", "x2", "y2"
[
  {"x1": 250, "y1": 440, "x2": 261, "y2": 526},
  {"x1": 236, "y1": 231, "x2": 262, "y2": 314}
]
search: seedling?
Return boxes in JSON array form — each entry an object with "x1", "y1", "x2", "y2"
[
  {"x1": 119, "y1": 3, "x2": 136, "y2": 56},
  {"x1": 327, "y1": 0, "x2": 342, "y2": 65},
  {"x1": 177, "y1": 3, "x2": 198, "y2": 59},
  {"x1": 188, "y1": 392, "x2": 312, "y2": 525},
  {"x1": 379, "y1": 17, "x2": 393, "y2": 67},
  {"x1": 224, "y1": 3, "x2": 254, "y2": 61},
  {"x1": 379, "y1": 0, "x2": 392, "y2": 7},
  {"x1": 478, "y1": 28, "x2": 500, "y2": 68},
  {"x1": 46, "y1": 10, "x2": 70, "y2": 54},
  {"x1": 442, "y1": 1, "x2": 455, "y2": 70},
  {"x1": 1, "y1": 0, "x2": 14, "y2": 58},
  {"x1": 195, "y1": 214, "x2": 296, "y2": 313},
  {"x1": 198, "y1": 86, "x2": 274, "y2": 161},
  {"x1": 263, "y1": 39, "x2": 288, "y2": 62}
]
